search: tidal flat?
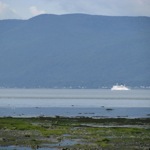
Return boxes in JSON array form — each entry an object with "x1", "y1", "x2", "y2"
[{"x1": 0, "y1": 117, "x2": 150, "y2": 150}]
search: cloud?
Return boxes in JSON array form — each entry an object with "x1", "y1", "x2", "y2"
[
  {"x1": 29, "y1": 6, "x2": 46, "y2": 16},
  {"x1": 0, "y1": 1, "x2": 20, "y2": 19},
  {"x1": 102, "y1": 0, "x2": 150, "y2": 16},
  {"x1": 0, "y1": 0, "x2": 150, "y2": 19},
  {"x1": 0, "y1": 1, "x2": 7, "y2": 13},
  {"x1": 42, "y1": 0, "x2": 150, "y2": 16}
]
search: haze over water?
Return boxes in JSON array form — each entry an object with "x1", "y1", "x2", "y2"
[{"x1": 0, "y1": 89, "x2": 150, "y2": 118}]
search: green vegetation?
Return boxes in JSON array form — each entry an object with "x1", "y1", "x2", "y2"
[{"x1": 0, "y1": 117, "x2": 149, "y2": 149}]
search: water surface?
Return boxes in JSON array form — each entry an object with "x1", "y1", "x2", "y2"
[{"x1": 0, "y1": 89, "x2": 149, "y2": 118}]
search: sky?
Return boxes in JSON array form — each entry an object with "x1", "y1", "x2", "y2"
[{"x1": 0, "y1": 0, "x2": 150, "y2": 20}]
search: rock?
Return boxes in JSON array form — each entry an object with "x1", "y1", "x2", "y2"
[{"x1": 1, "y1": 138, "x2": 7, "y2": 142}]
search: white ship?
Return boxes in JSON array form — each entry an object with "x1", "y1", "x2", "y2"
[{"x1": 111, "y1": 85, "x2": 130, "y2": 90}]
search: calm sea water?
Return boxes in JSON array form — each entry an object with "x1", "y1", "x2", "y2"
[{"x1": 0, "y1": 89, "x2": 150, "y2": 118}]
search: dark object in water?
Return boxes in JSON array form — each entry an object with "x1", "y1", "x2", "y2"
[{"x1": 106, "y1": 108, "x2": 113, "y2": 111}]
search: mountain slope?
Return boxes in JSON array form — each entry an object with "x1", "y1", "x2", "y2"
[{"x1": 0, "y1": 14, "x2": 150, "y2": 88}]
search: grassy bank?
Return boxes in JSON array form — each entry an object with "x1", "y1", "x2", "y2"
[{"x1": 0, "y1": 117, "x2": 150, "y2": 149}]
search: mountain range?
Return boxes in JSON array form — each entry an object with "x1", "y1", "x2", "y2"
[{"x1": 0, "y1": 14, "x2": 150, "y2": 88}]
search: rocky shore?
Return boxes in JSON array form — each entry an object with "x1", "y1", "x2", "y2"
[{"x1": 0, "y1": 117, "x2": 150, "y2": 149}]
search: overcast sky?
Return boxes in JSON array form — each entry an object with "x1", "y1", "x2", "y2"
[{"x1": 0, "y1": 0, "x2": 150, "y2": 20}]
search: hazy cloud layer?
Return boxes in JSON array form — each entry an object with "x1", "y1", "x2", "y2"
[
  {"x1": 44, "y1": 0, "x2": 150, "y2": 16},
  {"x1": 29, "y1": 6, "x2": 46, "y2": 16},
  {"x1": 0, "y1": 0, "x2": 150, "y2": 19},
  {"x1": 0, "y1": 1, "x2": 20, "y2": 19}
]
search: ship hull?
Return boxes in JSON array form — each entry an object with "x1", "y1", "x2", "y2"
[{"x1": 111, "y1": 85, "x2": 129, "y2": 90}]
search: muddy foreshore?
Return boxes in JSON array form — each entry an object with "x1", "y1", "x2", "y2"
[{"x1": 0, "y1": 117, "x2": 150, "y2": 150}]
